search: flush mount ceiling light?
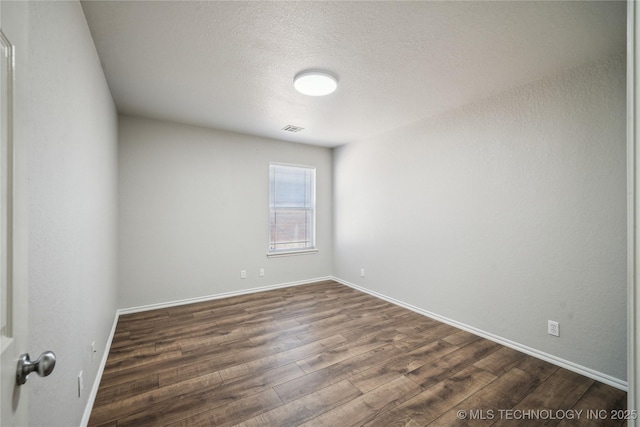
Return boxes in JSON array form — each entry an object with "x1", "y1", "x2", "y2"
[{"x1": 293, "y1": 70, "x2": 338, "y2": 96}]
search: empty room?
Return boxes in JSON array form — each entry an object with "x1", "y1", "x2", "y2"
[{"x1": 1, "y1": 0, "x2": 638, "y2": 426}]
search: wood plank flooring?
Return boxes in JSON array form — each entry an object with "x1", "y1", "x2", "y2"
[{"x1": 89, "y1": 281, "x2": 627, "y2": 426}]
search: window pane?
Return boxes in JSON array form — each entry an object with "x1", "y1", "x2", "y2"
[
  {"x1": 272, "y1": 167, "x2": 311, "y2": 208},
  {"x1": 269, "y1": 164, "x2": 315, "y2": 252},
  {"x1": 269, "y1": 209, "x2": 313, "y2": 250}
]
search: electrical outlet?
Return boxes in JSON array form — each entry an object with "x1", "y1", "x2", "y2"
[
  {"x1": 240, "y1": 270, "x2": 247, "y2": 279},
  {"x1": 78, "y1": 370, "x2": 84, "y2": 398},
  {"x1": 91, "y1": 341, "x2": 96, "y2": 362},
  {"x1": 548, "y1": 320, "x2": 559, "y2": 337},
  {"x1": 259, "y1": 268, "x2": 265, "y2": 277},
  {"x1": 360, "y1": 268, "x2": 365, "y2": 278}
]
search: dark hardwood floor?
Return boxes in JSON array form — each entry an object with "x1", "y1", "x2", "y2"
[{"x1": 88, "y1": 280, "x2": 627, "y2": 426}]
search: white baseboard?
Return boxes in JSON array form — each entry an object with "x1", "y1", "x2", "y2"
[
  {"x1": 118, "y1": 276, "x2": 333, "y2": 315},
  {"x1": 331, "y1": 276, "x2": 628, "y2": 392},
  {"x1": 80, "y1": 311, "x2": 120, "y2": 427}
]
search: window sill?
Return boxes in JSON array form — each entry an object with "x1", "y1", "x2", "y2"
[{"x1": 266, "y1": 249, "x2": 319, "y2": 258}]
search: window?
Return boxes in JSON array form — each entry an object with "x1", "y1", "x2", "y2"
[{"x1": 268, "y1": 163, "x2": 316, "y2": 255}]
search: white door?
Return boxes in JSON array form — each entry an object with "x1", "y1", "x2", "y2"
[{"x1": 1, "y1": 1, "x2": 34, "y2": 425}]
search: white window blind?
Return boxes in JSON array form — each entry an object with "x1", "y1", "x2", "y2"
[{"x1": 269, "y1": 164, "x2": 316, "y2": 253}]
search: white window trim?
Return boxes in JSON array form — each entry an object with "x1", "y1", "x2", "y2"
[
  {"x1": 266, "y1": 248, "x2": 319, "y2": 258},
  {"x1": 268, "y1": 162, "x2": 317, "y2": 256}
]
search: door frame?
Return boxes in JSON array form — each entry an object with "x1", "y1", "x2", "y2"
[{"x1": 628, "y1": 0, "x2": 638, "y2": 424}]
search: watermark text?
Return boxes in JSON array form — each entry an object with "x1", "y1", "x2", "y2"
[{"x1": 455, "y1": 409, "x2": 637, "y2": 421}]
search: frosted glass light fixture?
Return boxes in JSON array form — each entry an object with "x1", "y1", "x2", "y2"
[{"x1": 293, "y1": 70, "x2": 338, "y2": 96}]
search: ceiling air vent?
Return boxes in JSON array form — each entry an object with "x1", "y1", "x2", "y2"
[{"x1": 281, "y1": 125, "x2": 304, "y2": 133}]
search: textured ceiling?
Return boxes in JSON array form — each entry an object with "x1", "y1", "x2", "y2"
[{"x1": 81, "y1": 1, "x2": 626, "y2": 147}]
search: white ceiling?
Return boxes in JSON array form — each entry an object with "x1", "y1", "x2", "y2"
[{"x1": 81, "y1": 1, "x2": 626, "y2": 148}]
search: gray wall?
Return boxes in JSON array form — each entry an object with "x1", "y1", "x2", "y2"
[
  {"x1": 333, "y1": 54, "x2": 627, "y2": 381},
  {"x1": 118, "y1": 116, "x2": 333, "y2": 309},
  {"x1": 24, "y1": 1, "x2": 119, "y2": 426}
]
